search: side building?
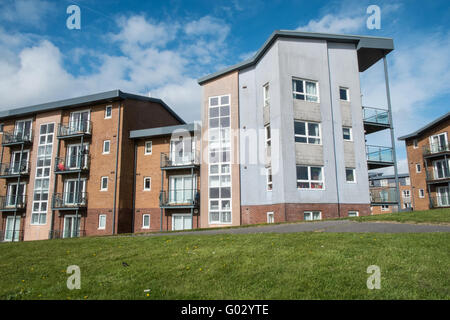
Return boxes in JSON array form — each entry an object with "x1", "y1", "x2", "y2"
[
  {"x1": 399, "y1": 112, "x2": 449, "y2": 210},
  {"x1": 0, "y1": 90, "x2": 184, "y2": 242},
  {"x1": 369, "y1": 173, "x2": 412, "y2": 214}
]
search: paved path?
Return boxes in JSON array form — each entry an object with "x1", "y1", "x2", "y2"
[{"x1": 136, "y1": 220, "x2": 450, "y2": 238}]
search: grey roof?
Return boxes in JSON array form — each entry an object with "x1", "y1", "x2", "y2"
[
  {"x1": 198, "y1": 30, "x2": 394, "y2": 85},
  {"x1": 130, "y1": 122, "x2": 198, "y2": 139},
  {"x1": 398, "y1": 112, "x2": 450, "y2": 141},
  {"x1": 0, "y1": 90, "x2": 185, "y2": 124}
]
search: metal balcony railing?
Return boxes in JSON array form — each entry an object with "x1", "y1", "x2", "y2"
[
  {"x1": 366, "y1": 145, "x2": 394, "y2": 163},
  {"x1": 0, "y1": 161, "x2": 30, "y2": 177},
  {"x1": 49, "y1": 229, "x2": 86, "y2": 239},
  {"x1": 0, "y1": 229, "x2": 24, "y2": 242},
  {"x1": 57, "y1": 120, "x2": 92, "y2": 138},
  {"x1": 160, "y1": 151, "x2": 200, "y2": 168},
  {"x1": 0, "y1": 195, "x2": 27, "y2": 210},
  {"x1": 159, "y1": 189, "x2": 200, "y2": 207},
  {"x1": 425, "y1": 166, "x2": 450, "y2": 181},
  {"x1": 52, "y1": 192, "x2": 87, "y2": 209},
  {"x1": 362, "y1": 106, "x2": 390, "y2": 125},
  {"x1": 423, "y1": 142, "x2": 450, "y2": 156},
  {"x1": 370, "y1": 187, "x2": 398, "y2": 204},
  {"x1": 55, "y1": 155, "x2": 90, "y2": 173},
  {"x1": 2, "y1": 129, "x2": 33, "y2": 145},
  {"x1": 430, "y1": 195, "x2": 450, "y2": 208}
]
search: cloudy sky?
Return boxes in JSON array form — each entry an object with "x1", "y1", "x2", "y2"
[{"x1": 0, "y1": 0, "x2": 449, "y2": 174}]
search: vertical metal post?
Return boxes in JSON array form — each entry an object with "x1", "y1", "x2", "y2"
[
  {"x1": 383, "y1": 55, "x2": 401, "y2": 212},
  {"x1": 49, "y1": 132, "x2": 61, "y2": 239},
  {"x1": 191, "y1": 166, "x2": 194, "y2": 230},
  {"x1": 75, "y1": 135, "x2": 83, "y2": 237},
  {"x1": 424, "y1": 159, "x2": 433, "y2": 208},
  {"x1": 12, "y1": 142, "x2": 24, "y2": 242},
  {"x1": 160, "y1": 168, "x2": 164, "y2": 231}
]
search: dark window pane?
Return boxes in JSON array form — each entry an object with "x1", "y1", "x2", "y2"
[
  {"x1": 294, "y1": 121, "x2": 306, "y2": 135},
  {"x1": 221, "y1": 96, "x2": 229, "y2": 105},
  {"x1": 220, "y1": 106, "x2": 230, "y2": 116},
  {"x1": 210, "y1": 97, "x2": 219, "y2": 106},
  {"x1": 308, "y1": 123, "x2": 319, "y2": 137},
  {"x1": 295, "y1": 136, "x2": 307, "y2": 143},
  {"x1": 221, "y1": 187, "x2": 231, "y2": 198},
  {"x1": 297, "y1": 182, "x2": 309, "y2": 189},
  {"x1": 209, "y1": 118, "x2": 219, "y2": 128},
  {"x1": 293, "y1": 93, "x2": 305, "y2": 100},
  {"x1": 296, "y1": 166, "x2": 308, "y2": 180},
  {"x1": 308, "y1": 138, "x2": 320, "y2": 144},
  {"x1": 293, "y1": 79, "x2": 303, "y2": 93},
  {"x1": 209, "y1": 107, "x2": 219, "y2": 118},
  {"x1": 209, "y1": 188, "x2": 220, "y2": 199},
  {"x1": 340, "y1": 88, "x2": 348, "y2": 100},
  {"x1": 310, "y1": 167, "x2": 322, "y2": 181},
  {"x1": 220, "y1": 117, "x2": 230, "y2": 128}
]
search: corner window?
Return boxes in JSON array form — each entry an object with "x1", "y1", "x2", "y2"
[
  {"x1": 263, "y1": 83, "x2": 270, "y2": 107},
  {"x1": 296, "y1": 166, "x2": 324, "y2": 189},
  {"x1": 143, "y1": 214, "x2": 150, "y2": 229},
  {"x1": 346, "y1": 168, "x2": 356, "y2": 183},
  {"x1": 304, "y1": 211, "x2": 321, "y2": 221},
  {"x1": 101, "y1": 176, "x2": 108, "y2": 191},
  {"x1": 98, "y1": 215, "x2": 106, "y2": 230},
  {"x1": 145, "y1": 141, "x2": 152, "y2": 155},
  {"x1": 103, "y1": 140, "x2": 110, "y2": 154},
  {"x1": 343, "y1": 127, "x2": 352, "y2": 141},
  {"x1": 294, "y1": 121, "x2": 321, "y2": 144},
  {"x1": 339, "y1": 87, "x2": 349, "y2": 101},
  {"x1": 292, "y1": 78, "x2": 319, "y2": 102},
  {"x1": 144, "y1": 177, "x2": 151, "y2": 191},
  {"x1": 267, "y1": 167, "x2": 273, "y2": 191},
  {"x1": 105, "y1": 105, "x2": 112, "y2": 119}
]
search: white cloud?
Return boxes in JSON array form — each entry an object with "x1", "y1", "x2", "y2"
[
  {"x1": 0, "y1": 0, "x2": 55, "y2": 28},
  {"x1": 297, "y1": 14, "x2": 365, "y2": 34}
]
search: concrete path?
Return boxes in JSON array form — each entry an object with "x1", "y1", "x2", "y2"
[{"x1": 136, "y1": 220, "x2": 450, "y2": 238}]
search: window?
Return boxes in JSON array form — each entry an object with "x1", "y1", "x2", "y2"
[
  {"x1": 343, "y1": 127, "x2": 352, "y2": 141},
  {"x1": 103, "y1": 140, "x2": 110, "y2": 154},
  {"x1": 429, "y1": 132, "x2": 448, "y2": 153},
  {"x1": 381, "y1": 205, "x2": 389, "y2": 211},
  {"x1": 348, "y1": 211, "x2": 359, "y2": 217},
  {"x1": 0, "y1": 123, "x2": 3, "y2": 133},
  {"x1": 304, "y1": 211, "x2": 321, "y2": 221},
  {"x1": 296, "y1": 166, "x2": 324, "y2": 189},
  {"x1": 267, "y1": 212, "x2": 274, "y2": 223},
  {"x1": 294, "y1": 121, "x2": 321, "y2": 144},
  {"x1": 404, "y1": 202, "x2": 411, "y2": 209},
  {"x1": 416, "y1": 163, "x2": 421, "y2": 173},
  {"x1": 405, "y1": 177, "x2": 411, "y2": 186},
  {"x1": 31, "y1": 123, "x2": 54, "y2": 225},
  {"x1": 142, "y1": 214, "x2": 150, "y2": 229},
  {"x1": 433, "y1": 159, "x2": 450, "y2": 179},
  {"x1": 419, "y1": 189, "x2": 425, "y2": 198},
  {"x1": 263, "y1": 83, "x2": 270, "y2": 106},
  {"x1": 402, "y1": 190, "x2": 411, "y2": 198},
  {"x1": 267, "y1": 167, "x2": 273, "y2": 191},
  {"x1": 101, "y1": 176, "x2": 108, "y2": 191},
  {"x1": 105, "y1": 105, "x2": 112, "y2": 119},
  {"x1": 292, "y1": 78, "x2": 319, "y2": 102},
  {"x1": 339, "y1": 87, "x2": 349, "y2": 101},
  {"x1": 380, "y1": 179, "x2": 388, "y2": 187},
  {"x1": 346, "y1": 168, "x2": 356, "y2": 183},
  {"x1": 413, "y1": 139, "x2": 418, "y2": 149},
  {"x1": 144, "y1": 177, "x2": 151, "y2": 191},
  {"x1": 145, "y1": 141, "x2": 152, "y2": 155},
  {"x1": 98, "y1": 215, "x2": 106, "y2": 230}
]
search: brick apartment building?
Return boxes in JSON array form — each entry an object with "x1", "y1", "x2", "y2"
[
  {"x1": 369, "y1": 173, "x2": 412, "y2": 214},
  {"x1": 399, "y1": 112, "x2": 449, "y2": 210},
  {"x1": 0, "y1": 90, "x2": 184, "y2": 241}
]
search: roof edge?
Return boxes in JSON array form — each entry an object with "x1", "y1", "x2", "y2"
[{"x1": 398, "y1": 112, "x2": 450, "y2": 140}]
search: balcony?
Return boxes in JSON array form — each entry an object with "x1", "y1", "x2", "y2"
[
  {"x1": 0, "y1": 229, "x2": 24, "y2": 242},
  {"x1": 425, "y1": 166, "x2": 450, "y2": 184},
  {"x1": 366, "y1": 145, "x2": 394, "y2": 169},
  {"x1": 370, "y1": 187, "x2": 398, "y2": 205},
  {"x1": 54, "y1": 155, "x2": 90, "y2": 174},
  {"x1": 160, "y1": 151, "x2": 200, "y2": 169},
  {"x1": 0, "y1": 195, "x2": 27, "y2": 211},
  {"x1": 0, "y1": 161, "x2": 30, "y2": 178},
  {"x1": 430, "y1": 195, "x2": 450, "y2": 208},
  {"x1": 362, "y1": 106, "x2": 390, "y2": 134},
  {"x1": 49, "y1": 229, "x2": 86, "y2": 239},
  {"x1": 2, "y1": 130, "x2": 33, "y2": 146},
  {"x1": 423, "y1": 142, "x2": 450, "y2": 158},
  {"x1": 57, "y1": 121, "x2": 92, "y2": 139},
  {"x1": 52, "y1": 192, "x2": 87, "y2": 210},
  {"x1": 159, "y1": 189, "x2": 200, "y2": 208}
]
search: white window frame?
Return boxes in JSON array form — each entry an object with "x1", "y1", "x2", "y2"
[
  {"x1": 294, "y1": 121, "x2": 321, "y2": 145},
  {"x1": 402, "y1": 190, "x2": 411, "y2": 198},
  {"x1": 348, "y1": 211, "x2": 359, "y2": 217},
  {"x1": 416, "y1": 163, "x2": 421, "y2": 173},
  {"x1": 292, "y1": 78, "x2": 320, "y2": 103},
  {"x1": 304, "y1": 211, "x2": 322, "y2": 221},
  {"x1": 10, "y1": 150, "x2": 30, "y2": 174},
  {"x1": 267, "y1": 212, "x2": 274, "y2": 223},
  {"x1": 381, "y1": 205, "x2": 389, "y2": 211},
  {"x1": 105, "y1": 105, "x2": 112, "y2": 119},
  {"x1": 142, "y1": 214, "x2": 150, "y2": 229},
  {"x1": 343, "y1": 127, "x2": 353, "y2": 141},
  {"x1": 144, "y1": 141, "x2": 152, "y2": 155},
  {"x1": 143, "y1": 177, "x2": 151, "y2": 191},
  {"x1": 345, "y1": 168, "x2": 356, "y2": 183},
  {"x1": 296, "y1": 166, "x2": 325, "y2": 190},
  {"x1": 429, "y1": 132, "x2": 448, "y2": 152},
  {"x1": 266, "y1": 167, "x2": 273, "y2": 191},
  {"x1": 263, "y1": 83, "x2": 270, "y2": 107},
  {"x1": 98, "y1": 214, "x2": 106, "y2": 230},
  {"x1": 433, "y1": 159, "x2": 450, "y2": 180},
  {"x1": 419, "y1": 189, "x2": 425, "y2": 198},
  {"x1": 339, "y1": 87, "x2": 349, "y2": 101},
  {"x1": 103, "y1": 140, "x2": 110, "y2": 154},
  {"x1": 100, "y1": 176, "x2": 108, "y2": 191}
]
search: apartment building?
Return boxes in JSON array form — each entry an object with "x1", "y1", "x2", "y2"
[
  {"x1": 130, "y1": 123, "x2": 201, "y2": 232},
  {"x1": 399, "y1": 112, "x2": 450, "y2": 210},
  {"x1": 369, "y1": 173, "x2": 412, "y2": 214},
  {"x1": 0, "y1": 90, "x2": 184, "y2": 241},
  {"x1": 197, "y1": 30, "x2": 399, "y2": 227}
]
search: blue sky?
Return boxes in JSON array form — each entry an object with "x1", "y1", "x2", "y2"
[{"x1": 0, "y1": 0, "x2": 449, "y2": 173}]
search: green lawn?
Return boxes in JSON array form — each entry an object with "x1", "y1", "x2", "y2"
[
  {"x1": 350, "y1": 208, "x2": 450, "y2": 224},
  {"x1": 0, "y1": 232, "x2": 449, "y2": 300}
]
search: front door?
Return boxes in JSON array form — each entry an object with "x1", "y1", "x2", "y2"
[
  {"x1": 63, "y1": 215, "x2": 80, "y2": 238},
  {"x1": 4, "y1": 216, "x2": 21, "y2": 242},
  {"x1": 172, "y1": 214, "x2": 192, "y2": 231},
  {"x1": 437, "y1": 187, "x2": 449, "y2": 207}
]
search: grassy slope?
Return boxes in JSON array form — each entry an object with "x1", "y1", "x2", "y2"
[
  {"x1": 350, "y1": 208, "x2": 450, "y2": 224},
  {"x1": 0, "y1": 232, "x2": 449, "y2": 300}
]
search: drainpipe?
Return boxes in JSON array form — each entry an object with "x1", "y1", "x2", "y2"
[
  {"x1": 383, "y1": 55, "x2": 401, "y2": 212},
  {"x1": 49, "y1": 131, "x2": 61, "y2": 239},
  {"x1": 112, "y1": 102, "x2": 122, "y2": 235},
  {"x1": 75, "y1": 135, "x2": 84, "y2": 236},
  {"x1": 131, "y1": 142, "x2": 137, "y2": 233},
  {"x1": 160, "y1": 167, "x2": 164, "y2": 231}
]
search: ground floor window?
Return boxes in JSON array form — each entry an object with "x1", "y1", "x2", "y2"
[
  {"x1": 381, "y1": 205, "x2": 389, "y2": 211},
  {"x1": 98, "y1": 215, "x2": 106, "y2": 230},
  {"x1": 267, "y1": 212, "x2": 274, "y2": 223},
  {"x1": 142, "y1": 214, "x2": 150, "y2": 229},
  {"x1": 304, "y1": 211, "x2": 321, "y2": 221},
  {"x1": 348, "y1": 211, "x2": 359, "y2": 217}
]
